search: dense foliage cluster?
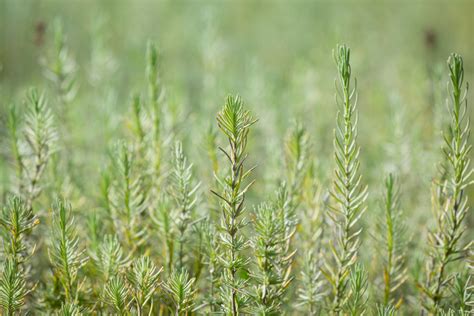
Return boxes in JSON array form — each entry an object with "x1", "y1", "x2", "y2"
[{"x1": 0, "y1": 9, "x2": 473, "y2": 316}]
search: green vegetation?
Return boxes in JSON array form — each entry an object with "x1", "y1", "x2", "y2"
[{"x1": 0, "y1": 1, "x2": 473, "y2": 315}]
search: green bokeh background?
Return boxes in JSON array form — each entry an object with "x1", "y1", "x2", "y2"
[{"x1": 2, "y1": 1, "x2": 472, "y2": 196}]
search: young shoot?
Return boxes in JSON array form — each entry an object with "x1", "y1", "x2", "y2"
[
  {"x1": 211, "y1": 95, "x2": 257, "y2": 315},
  {"x1": 375, "y1": 174, "x2": 407, "y2": 308},
  {"x1": 49, "y1": 199, "x2": 88, "y2": 305},
  {"x1": 163, "y1": 269, "x2": 197, "y2": 315},
  {"x1": 322, "y1": 44, "x2": 368, "y2": 314},
  {"x1": 169, "y1": 141, "x2": 200, "y2": 271}
]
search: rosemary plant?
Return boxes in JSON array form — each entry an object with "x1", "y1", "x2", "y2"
[
  {"x1": 450, "y1": 272, "x2": 472, "y2": 313},
  {"x1": 345, "y1": 264, "x2": 368, "y2": 315},
  {"x1": 125, "y1": 42, "x2": 166, "y2": 202},
  {"x1": 200, "y1": 218, "x2": 220, "y2": 313},
  {"x1": 297, "y1": 177, "x2": 327, "y2": 314},
  {"x1": 42, "y1": 19, "x2": 78, "y2": 112},
  {"x1": 163, "y1": 269, "x2": 196, "y2": 315},
  {"x1": 251, "y1": 198, "x2": 295, "y2": 315},
  {"x1": 102, "y1": 275, "x2": 130, "y2": 314},
  {"x1": 283, "y1": 121, "x2": 310, "y2": 219},
  {"x1": 56, "y1": 302, "x2": 82, "y2": 316},
  {"x1": 375, "y1": 174, "x2": 407, "y2": 308},
  {"x1": 211, "y1": 95, "x2": 257, "y2": 315},
  {"x1": 48, "y1": 199, "x2": 88, "y2": 306},
  {"x1": 109, "y1": 141, "x2": 148, "y2": 252},
  {"x1": 169, "y1": 141, "x2": 200, "y2": 271},
  {"x1": 8, "y1": 89, "x2": 57, "y2": 210},
  {"x1": 131, "y1": 94, "x2": 146, "y2": 145},
  {"x1": 91, "y1": 234, "x2": 129, "y2": 282},
  {"x1": 322, "y1": 44, "x2": 368, "y2": 314},
  {"x1": 0, "y1": 197, "x2": 38, "y2": 315},
  {"x1": 0, "y1": 197, "x2": 39, "y2": 264},
  {"x1": 127, "y1": 256, "x2": 162, "y2": 315},
  {"x1": 151, "y1": 195, "x2": 175, "y2": 272},
  {"x1": 146, "y1": 41, "x2": 163, "y2": 180},
  {"x1": 297, "y1": 250, "x2": 325, "y2": 315},
  {"x1": 420, "y1": 53, "x2": 473, "y2": 314},
  {"x1": 0, "y1": 258, "x2": 27, "y2": 316},
  {"x1": 377, "y1": 304, "x2": 397, "y2": 316}
]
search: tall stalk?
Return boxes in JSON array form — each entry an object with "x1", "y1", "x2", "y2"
[
  {"x1": 322, "y1": 45, "x2": 368, "y2": 315},
  {"x1": 375, "y1": 174, "x2": 407, "y2": 308},
  {"x1": 211, "y1": 95, "x2": 256, "y2": 315},
  {"x1": 169, "y1": 141, "x2": 200, "y2": 271},
  {"x1": 420, "y1": 53, "x2": 472, "y2": 314}
]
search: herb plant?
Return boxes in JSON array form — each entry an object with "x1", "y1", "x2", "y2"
[{"x1": 0, "y1": 11, "x2": 472, "y2": 315}]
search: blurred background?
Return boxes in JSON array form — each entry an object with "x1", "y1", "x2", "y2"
[{"x1": 0, "y1": 0, "x2": 473, "y2": 261}]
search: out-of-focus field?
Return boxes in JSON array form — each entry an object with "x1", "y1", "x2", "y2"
[{"x1": 2, "y1": 0, "x2": 473, "y2": 222}]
